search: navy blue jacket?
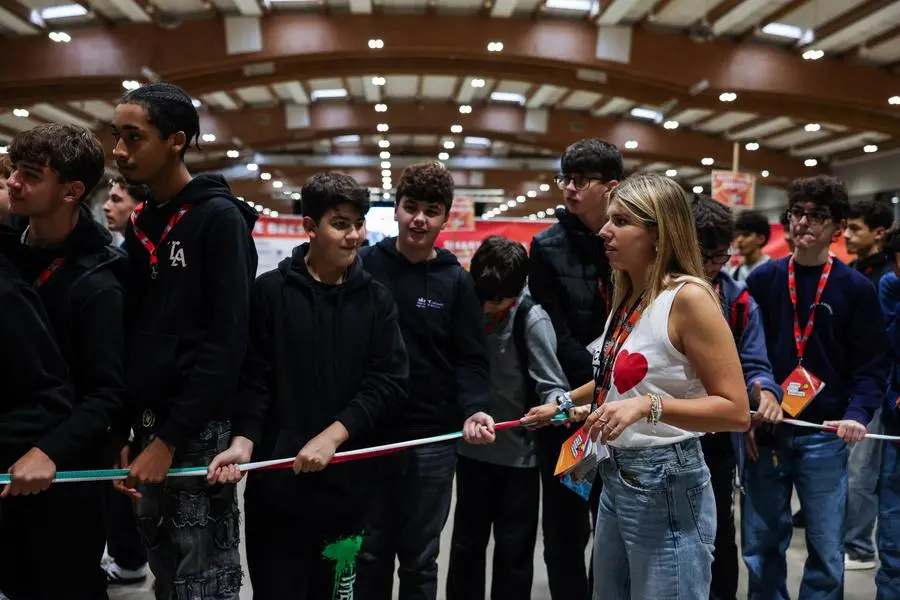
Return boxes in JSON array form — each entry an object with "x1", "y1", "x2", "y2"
[
  {"x1": 747, "y1": 257, "x2": 888, "y2": 426},
  {"x1": 880, "y1": 272, "x2": 900, "y2": 427}
]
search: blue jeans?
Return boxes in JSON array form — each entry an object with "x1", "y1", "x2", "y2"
[
  {"x1": 357, "y1": 441, "x2": 457, "y2": 600},
  {"x1": 134, "y1": 421, "x2": 242, "y2": 600},
  {"x1": 877, "y1": 415, "x2": 900, "y2": 599},
  {"x1": 845, "y1": 408, "x2": 882, "y2": 560},
  {"x1": 592, "y1": 438, "x2": 715, "y2": 600},
  {"x1": 742, "y1": 428, "x2": 848, "y2": 600}
]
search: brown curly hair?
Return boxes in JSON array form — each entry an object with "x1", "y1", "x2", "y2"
[
  {"x1": 0, "y1": 154, "x2": 11, "y2": 179},
  {"x1": 10, "y1": 123, "x2": 106, "y2": 200},
  {"x1": 787, "y1": 175, "x2": 850, "y2": 222},
  {"x1": 396, "y1": 161, "x2": 455, "y2": 213}
]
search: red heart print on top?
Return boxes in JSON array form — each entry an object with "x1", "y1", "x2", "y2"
[{"x1": 613, "y1": 350, "x2": 648, "y2": 394}]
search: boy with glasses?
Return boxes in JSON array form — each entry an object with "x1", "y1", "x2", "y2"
[
  {"x1": 692, "y1": 194, "x2": 782, "y2": 600},
  {"x1": 528, "y1": 138, "x2": 622, "y2": 600},
  {"x1": 742, "y1": 175, "x2": 889, "y2": 599}
]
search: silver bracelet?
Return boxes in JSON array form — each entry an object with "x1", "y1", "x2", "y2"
[{"x1": 647, "y1": 393, "x2": 663, "y2": 430}]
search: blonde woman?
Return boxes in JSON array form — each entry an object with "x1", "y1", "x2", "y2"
[{"x1": 525, "y1": 173, "x2": 749, "y2": 599}]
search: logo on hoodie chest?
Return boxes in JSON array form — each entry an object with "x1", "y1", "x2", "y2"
[
  {"x1": 169, "y1": 240, "x2": 188, "y2": 269},
  {"x1": 416, "y1": 297, "x2": 443, "y2": 310}
]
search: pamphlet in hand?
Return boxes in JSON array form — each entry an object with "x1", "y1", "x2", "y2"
[{"x1": 554, "y1": 424, "x2": 609, "y2": 501}]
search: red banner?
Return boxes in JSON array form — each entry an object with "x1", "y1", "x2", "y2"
[{"x1": 436, "y1": 219, "x2": 553, "y2": 269}]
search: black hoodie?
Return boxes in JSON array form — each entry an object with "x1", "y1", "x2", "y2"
[
  {"x1": 529, "y1": 208, "x2": 611, "y2": 387},
  {"x1": 850, "y1": 250, "x2": 892, "y2": 290},
  {"x1": 0, "y1": 244, "x2": 73, "y2": 470},
  {"x1": 0, "y1": 205, "x2": 127, "y2": 468},
  {"x1": 124, "y1": 174, "x2": 259, "y2": 448},
  {"x1": 359, "y1": 237, "x2": 489, "y2": 438},
  {"x1": 234, "y1": 243, "x2": 408, "y2": 509}
]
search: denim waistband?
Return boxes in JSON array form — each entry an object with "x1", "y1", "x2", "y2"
[{"x1": 608, "y1": 437, "x2": 704, "y2": 470}]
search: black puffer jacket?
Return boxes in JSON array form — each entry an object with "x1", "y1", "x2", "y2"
[{"x1": 528, "y1": 209, "x2": 611, "y2": 388}]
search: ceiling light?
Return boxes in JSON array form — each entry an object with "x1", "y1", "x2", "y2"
[
  {"x1": 527, "y1": 190, "x2": 537, "y2": 198},
  {"x1": 333, "y1": 134, "x2": 360, "y2": 144},
  {"x1": 718, "y1": 92, "x2": 737, "y2": 102},
  {"x1": 380, "y1": 161, "x2": 391, "y2": 168},
  {"x1": 40, "y1": 4, "x2": 88, "y2": 19},
  {"x1": 247, "y1": 163, "x2": 259, "y2": 171},
  {"x1": 802, "y1": 49, "x2": 824, "y2": 61},
  {"x1": 693, "y1": 186, "x2": 703, "y2": 194},
  {"x1": 122, "y1": 80, "x2": 141, "y2": 91},
  {"x1": 629, "y1": 107, "x2": 663, "y2": 122},
  {"x1": 272, "y1": 181, "x2": 283, "y2": 189},
  {"x1": 745, "y1": 142, "x2": 759, "y2": 151},
  {"x1": 804, "y1": 158, "x2": 818, "y2": 167},
  {"x1": 864, "y1": 144, "x2": 879, "y2": 153},
  {"x1": 381, "y1": 169, "x2": 391, "y2": 177},
  {"x1": 539, "y1": 183, "x2": 550, "y2": 192},
  {"x1": 368, "y1": 38, "x2": 384, "y2": 49},
  {"x1": 379, "y1": 151, "x2": 390, "y2": 160},
  {"x1": 226, "y1": 149, "x2": 240, "y2": 158},
  {"x1": 191, "y1": 98, "x2": 202, "y2": 108},
  {"x1": 12, "y1": 108, "x2": 29, "y2": 118},
  {"x1": 438, "y1": 152, "x2": 450, "y2": 160},
  {"x1": 663, "y1": 120, "x2": 679, "y2": 130},
  {"x1": 247, "y1": 201, "x2": 255, "y2": 208},
  {"x1": 376, "y1": 123, "x2": 389, "y2": 133},
  {"x1": 890, "y1": 96, "x2": 900, "y2": 105},
  {"x1": 491, "y1": 92, "x2": 526, "y2": 105},
  {"x1": 487, "y1": 41, "x2": 504, "y2": 52},
  {"x1": 292, "y1": 193, "x2": 301, "y2": 200},
  {"x1": 383, "y1": 193, "x2": 390, "y2": 200},
  {"x1": 261, "y1": 172, "x2": 272, "y2": 181},
  {"x1": 701, "y1": 157, "x2": 714, "y2": 166},
  {"x1": 529, "y1": 214, "x2": 537, "y2": 220},
  {"x1": 464, "y1": 136, "x2": 491, "y2": 146},
  {"x1": 255, "y1": 205, "x2": 263, "y2": 213},
  {"x1": 459, "y1": 105, "x2": 473, "y2": 114},
  {"x1": 546, "y1": 207, "x2": 555, "y2": 215},
  {"x1": 761, "y1": 22, "x2": 813, "y2": 44},
  {"x1": 545, "y1": 0, "x2": 592, "y2": 10},
  {"x1": 761, "y1": 170, "x2": 769, "y2": 177},
  {"x1": 371, "y1": 76, "x2": 386, "y2": 86},
  {"x1": 506, "y1": 200, "x2": 517, "y2": 207},
  {"x1": 378, "y1": 140, "x2": 390, "y2": 148},
  {"x1": 624, "y1": 140, "x2": 638, "y2": 150},
  {"x1": 444, "y1": 141, "x2": 455, "y2": 149},
  {"x1": 497, "y1": 205, "x2": 508, "y2": 213},
  {"x1": 48, "y1": 31, "x2": 71, "y2": 43},
  {"x1": 262, "y1": 208, "x2": 271, "y2": 216},
  {"x1": 516, "y1": 195, "x2": 526, "y2": 203},
  {"x1": 310, "y1": 88, "x2": 348, "y2": 101},
  {"x1": 450, "y1": 124, "x2": 463, "y2": 134},
  {"x1": 665, "y1": 169, "x2": 677, "y2": 177},
  {"x1": 894, "y1": 196, "x2": 899, "y2": 205},
  {"x1": 805, "y1": 123, "x2": 821, "y2": 132},
  {"x1": 0, "y1": 146, "x2": 7, "y2": 154},
  {"x1": 537, "y1": 211, "x2": 546, "y2": 218},
  {"x1": 383, "y1": 183, "x2": 392, "y2": 190},
  {"x1": 556, "y1": 204, "x2": 564, "y2": 210},
  {"x1": 383, "y1": 177, "x2": 392, "y2": 185},
  {"x1": 375, "y1": 104, "x2": 388, "y2": 112},
  {"x1": 201, "y1": 133, "x2": 216, "y2": 142},
  {"x1": 271, "y1": 211, "x2": 279, "y2": 217},
  {"x1": 471, "y1": 78, "x2": 486, "y2": 88}
]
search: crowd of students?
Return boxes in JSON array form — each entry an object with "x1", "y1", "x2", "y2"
[{"x1": 0, "y1": 79, "x2": 896, "y2": 600}]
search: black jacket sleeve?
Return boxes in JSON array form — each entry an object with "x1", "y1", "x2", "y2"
[
  {"x1": 528, "y1": 237, "x2": 593, "y2": 387},
  {"x1": 36, "y1": 285, "x2": 126, "y2": 466},
  {"x1": 449, "y1": 270, "x2": 490, "y2": 419},
  {"x1": 336, "y1": 285, "x2": 409, "y2": 438},
  {"x1": 157, "y1": 206, "x2": 254, "y2": 447},
  {"x1": 0, "y1": 284, "x2": 73, "y2": 451},
  {"x1": 231, "y1": 277, "x2": 273, "y2": 447}
]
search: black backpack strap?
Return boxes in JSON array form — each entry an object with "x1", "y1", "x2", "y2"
[{"x1": 513, "y1": 296, "x2": 541, "y2": 408}]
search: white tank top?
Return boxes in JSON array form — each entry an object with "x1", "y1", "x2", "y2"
[{"x1": 592, "y1": 282, "x2": 707, "y2": 448}]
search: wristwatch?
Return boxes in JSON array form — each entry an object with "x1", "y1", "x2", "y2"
[{"x1": 556, "y1": 392, "x2": 575, "y2": 414}]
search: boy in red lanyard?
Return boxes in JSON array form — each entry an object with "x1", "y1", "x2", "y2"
[
  {"x1": 111, "y1": 82, "x2": 259, "y2": 599},
  {"x1": 0, "y1": 123, "x2": 125, "y2": 599},
  {"x1": 742, "y1": 175, "x2": 889, "y2": 599}
]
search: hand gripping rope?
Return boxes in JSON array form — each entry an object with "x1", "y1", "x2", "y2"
[{"x1": 2, "y1": 413, "x2": 897, "y2": 485}]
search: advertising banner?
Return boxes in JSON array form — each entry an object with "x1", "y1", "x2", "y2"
[
  {"x1": 436, "y1": 219, "x2": 553, "y2": 269},
  {"x1": 711, "y1": 170, "x2": 756, "y2": 208},
  {"x1": 447, "y1": 197, "x2": 476, "y2": 232},
  {"x1": 252, "y1": 215, "x2": 308, "y2": 276}
]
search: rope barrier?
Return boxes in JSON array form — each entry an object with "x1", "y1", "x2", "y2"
[{"x1": 2, "y1": 412, "x2": 895, "y2": 486}]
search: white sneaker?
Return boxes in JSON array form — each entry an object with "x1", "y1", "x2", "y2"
[
  {"x1": 104, "y1": 561, "x2": 149, "y2": 585},
  {"x1": 845, "y1": 554, "x2": 876, "y2": 571}
]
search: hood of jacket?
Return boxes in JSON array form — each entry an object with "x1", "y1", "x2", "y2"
[
  {"x1": 177, "y1": 174, "x2": 259, "y2": 230},
  {"x1": 277, "y1": 242, "x2": 370, "y2": 292}
]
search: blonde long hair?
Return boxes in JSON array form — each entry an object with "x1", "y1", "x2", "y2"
[{"x1": 608, "y1": 173, "x2": 717, "y2": 309}]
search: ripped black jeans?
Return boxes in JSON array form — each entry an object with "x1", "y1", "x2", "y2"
[{"x1": 135, "y1": 421, "x2": 242, "y2": 600}]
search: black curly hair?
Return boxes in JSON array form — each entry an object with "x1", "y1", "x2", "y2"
[
  {"x1": 735, "y1": 209, "x2": 771, "y2": 245},
  {"x1": 396, "y1": 161, "x2": 455, "y2": 213},
  {"x1": 301, "y1": 172, "x2": 370, "y2": 222},
  {"x1": 848, "y1": 197, "x2": 894, "y2": 231},
  {"x1": 787, "y1": 175, "x2": 850, "y2": 222},
  {"x1": 119, "y1": 82, "x2": 201, "y2": 159},
  {"x1": 691, "y1": 193, "x2": 734, "y2": 254}
]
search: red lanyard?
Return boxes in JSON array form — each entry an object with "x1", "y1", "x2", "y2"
[
  {"x1": 34, "y1": 257, "x2": 65, "y2": 289},
  {"x1": 130, "y1": 202, "x2": 191, "y2": 279},
  {"x1": 788, "y1": 255, "x2": 833, "y2": 362},
  {"x1": 594, "y1": 293, "x2": 646, "y2": 405}
]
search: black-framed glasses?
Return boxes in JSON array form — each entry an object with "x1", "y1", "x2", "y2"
[
  {"x1": 701, "y1": 248, "x2": 733, "y2": 265},
  {"x1": 787, "y1": 207, "x2": 831, "y2": 225},
  {"x1": 554, "y1": 174, "x2": 606, "y2": 191}
]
